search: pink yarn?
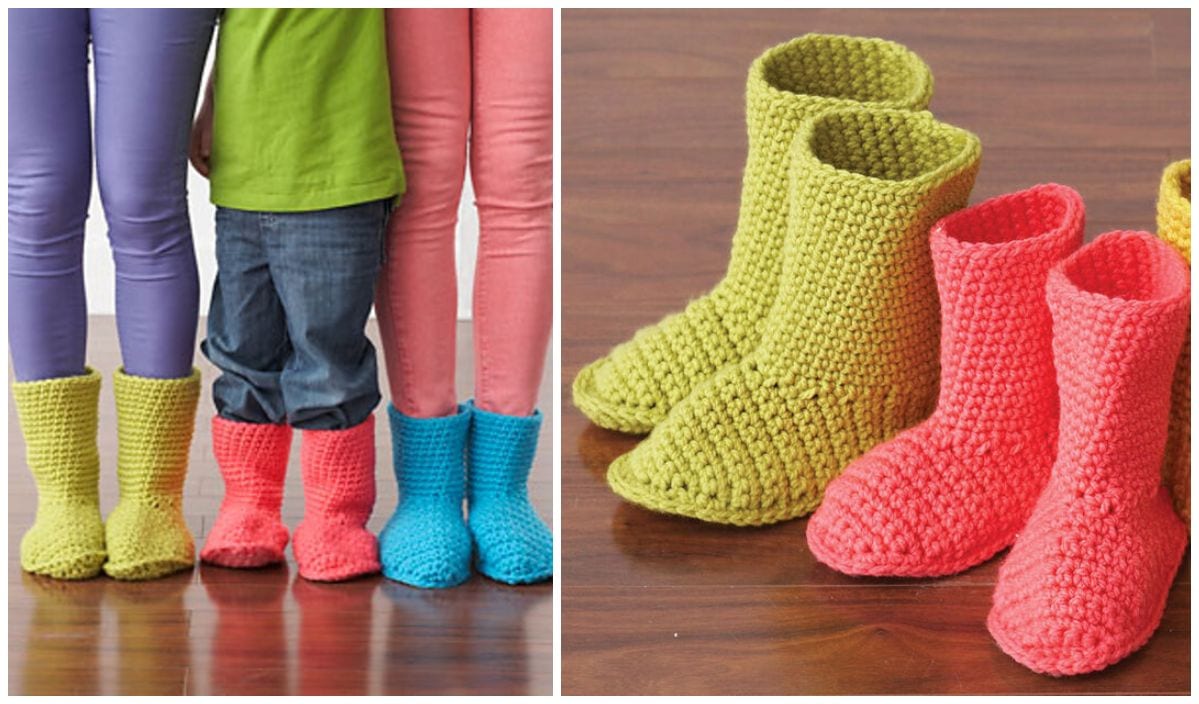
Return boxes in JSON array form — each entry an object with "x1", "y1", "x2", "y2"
[
  {"x1": 988, "y1": 231, "x2": 1189, "y2": 676},
  {"x1": 807, "y1": 184, "x2": 1084, "y2": 577},
  {"x1": 292, "y1": 415, "x2": 381, "y2": 582},
  {"x1": 201, "y1": 416, "x2": 293, "y2": 568}
]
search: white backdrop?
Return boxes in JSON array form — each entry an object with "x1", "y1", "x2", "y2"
[{"x1": 80, "y1": 49, "x2": 479, "y2": 320}]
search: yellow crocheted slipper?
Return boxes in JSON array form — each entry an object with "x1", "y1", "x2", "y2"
[
  {"x1": 104, "y1": 367, "x2": 201, "y2": 580},
  {"x1": 1157, "y1": 158, "x2": 1190, "y2": 525},
  {"x1": 572, "y1": 33, "x2": 934, "y2": 434},
  {"x1": 13, "y1": 368, "x2": 106, "y2": 579},
  {"x1": 608, "y1": 107, "x2": 981, "y2": 525}
]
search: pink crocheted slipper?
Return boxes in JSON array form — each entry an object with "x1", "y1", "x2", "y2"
[
  {"x1": 293, "y1": 415, "x2": 381, "y2": 582},
  {"x1": 201, "y1": 417, "x2": 292, "y2": 568},
  {"x1": 807, "y1": 184, "x2": 1083, "y2": 577},
  {"x1": 987, "y1": 231, "x2": 1189, "y2": 676}
]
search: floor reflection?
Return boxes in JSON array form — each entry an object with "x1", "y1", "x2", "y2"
[{"x1": 12, "y1": 565, "x2": 550, "y2": 696}]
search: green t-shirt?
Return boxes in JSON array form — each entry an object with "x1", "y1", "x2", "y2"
[{"x1": 210, "y1": 9, "x2": 405, "y2": 211}]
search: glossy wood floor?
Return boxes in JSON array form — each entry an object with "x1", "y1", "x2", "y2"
[
  {"x1": 9, "y1": 318, "x2": 552, "y2": 696},
  {"x1": 562, "y1": 8, "x2": 1190, "y2": 695}
]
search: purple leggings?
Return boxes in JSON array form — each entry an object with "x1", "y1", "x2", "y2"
[{"x1": 8, "y1": 9, "x2": 216, "y2": 381}]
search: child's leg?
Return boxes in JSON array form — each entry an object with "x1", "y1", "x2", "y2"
[
  {"x1": 200, "y1": 208, "x2": 294, "y2": 568},
  {"x1": 375, "y1": 7, "x2": 471, "y2": 418},
  {"x1": 87, "y1": 9, "x2": 217, "y2": 580},
  {"x1": 8, "y1": 9, "x2": 91, "y2": 383},
  {"x1": 465, "y1": 8, "x2": 553, "y2": 585},
  {"x1": 92, "y1": 8, "x2": 216, "y2": 380},
  {"x1": 8, "y1": 10, "x2": 106, "y2": 581},
  {"x1": 270, "y1": 200, "x2": 391, "y2": 581},
  {"x1": 471, "y1": 8, "x2": 553, "y2": 417},
  {"x1": 376, "y1": 8, "x2": 475, "y2": 589}
]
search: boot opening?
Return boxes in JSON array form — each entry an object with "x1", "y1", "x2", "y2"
[
  {"x1": 806, "y1": 110, "x2": 970, "y2": 182},
  {"x1": 761, "y1": 34, "x2": 927, "y2": 105},
  {"x1": 937, "y1": 184, "x2": 1082, "y2": 246},
  {"x1": 1062, "y1": 232, "x2": 1188, "y2": 302}
]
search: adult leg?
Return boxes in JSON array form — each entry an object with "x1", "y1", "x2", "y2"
[
  {"x1": 466, "y1": 8, "x2": 553, "y2": 585},
  {"x1": 92, "y1": 8, "x2": 216, "y2": 380},
  {"x1": 375, "y1": 8, "x2": 471, "y2": 418},
  {"x1": 8, "y1": 9, "x2": 91, "y2": 382},
  {"x1": 470, "y1": 8, "x2": 553, "y2": 417}
]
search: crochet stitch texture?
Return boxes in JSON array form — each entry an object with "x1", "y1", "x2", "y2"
[
  {"x1": 13, "y1": 368, "x2": 106, "y2": 579},
  {"x1": 807, "y1": 184, "x2": 1084, "y2": 576},
  {"x1": 1156, "y1": 158, "x2": 1190, "y2": 525},
  {"x1": 608, "y1": 106, "x2": 982, "y2": 525},
  {"x1": 379, "y1": 404, "x2": 473, "y2": 588},
  {"x1": 201, "y1": 417, "x2": 293, "y2": 568},
  {"x1": 292, "y1": 415, "x2": 381, "y2": 582},
  {"x1": 468, "y1": 402, "x2": 552, "y2": 584},
  {"x1": 988, "y1": 231, "x2": 1189, "y2": 676},
  {"x1": 572, "y1": 33, "x2": 934, "y2": 434},
  {"x1": 105, "y1": 367, "x2": 201, "y2": 581}
]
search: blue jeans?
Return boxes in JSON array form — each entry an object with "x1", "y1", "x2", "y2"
[{"x1": 202, "y1": 199, "x2": 392, "y2": 430}]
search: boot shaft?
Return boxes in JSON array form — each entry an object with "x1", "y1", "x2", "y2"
[
  {"x1": 211, "y1": 416, "x2": 292, "y2": 509},
  {"x1": 112, "y1": 368, "x2": 201, "y2": 505},
  {"x1": 760, "y1": 106, "x2": 981, "y2": 384},
  {"x1": 387, "y1": 404, "x2": 469, "y2": 500},
  {"x1": 928, "y1": 184, "x2": 1084, "y2": 423},
  {"x1": 300, "y1": 414, "x2": 377, "y2": 520},
  {"x1": 467, "y1": 402, "x2": 543, "y2": 499},
  {"x1": 726, "y1": 35, "x2": 934, "y2": 288},
  {"x1": 1048, "y1": 231, "x2": 1190, "y2": 495},
  {"x1": 12, "y1": 368, "x2": 101, "y2": 502}
]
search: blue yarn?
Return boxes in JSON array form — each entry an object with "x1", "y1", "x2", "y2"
[
  {"x1": 379, "y1": 403, "x2": 472, "y2": 589},
  {"x1": 467, "y1": 401, "x2": 553, "y2": 585}
]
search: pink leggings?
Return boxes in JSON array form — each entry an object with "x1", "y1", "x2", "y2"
[{"x1": 377, "y1": 8, "x2": 552, "y2": 419}]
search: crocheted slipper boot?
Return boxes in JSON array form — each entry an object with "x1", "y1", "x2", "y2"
[
  {"x1": 573, "y1": 33, "x2": 934, "y2": 434},
  {"x1": 1156, "y1": 158, "x2": 1190, "y2": 525},
  {"x1": 104, "y1": 368, "x2": 200, "y2": 580},
  {"x1": 13, "y1": 368, "x2": 105, "y2": 579},
  {"x1": 987, "y1": 231, "x2": 1189, "y2": 676},
  {"x1": 608, "y1": 107, "x2": 981, "y2": 526},
  {"x1": 293, "y1": 415, "x2": 381, "y2": 582},
  {"x1": 200, "y1": 417, "x2": 292, "y2": 568},
  {"x1": 379, "y1": 404, "x2": 472, "y2": 588},
  {"x1": 807, "y1": 184, "x2": 1084, "y2": 576},
  {"x1": 468, "y1": 402, "x2": 552, "y2": 584}
]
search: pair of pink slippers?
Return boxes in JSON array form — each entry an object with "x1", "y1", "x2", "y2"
[
  {"x1": 201, "y1": 415, "x2": 381, "y2": 582},
  {"x1": 806, "y1": 184, "x2": 1189, "y2": 676}
]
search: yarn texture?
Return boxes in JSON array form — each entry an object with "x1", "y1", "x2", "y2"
[
  {"x1": 1157, "y1": 158, "x2": 1190, "y2": 525},
  {"x1": 201, "y1": 416, "x2": 293, "y2": 568},
  {"x1": 608, "y1": 107, "x2": 981, "y2": 525},
  {"x1": 468, "y1": 402, "x2": 552, "y2": 584},
  {"x1": 987, "y1": 231, "x2": 1189, "y2": 676},
  {"x1": 292, "y1": 415, "x2": 381, "y2": 582},
  {"x1": 105, "y1": 367, "x2": 201, "y2": 581},
  {"x1": 807, "y1": 184, "x2": 1084, "y2": 576},
  {"x1": 13, "y1": 368, "x2": 106, "y2": 579},
  {"x1": 379, "y1": 404, "x2": 473, "y2": 588},
  {"x1": 572, "y1": 33, "x2": 934, "y2": 434}
]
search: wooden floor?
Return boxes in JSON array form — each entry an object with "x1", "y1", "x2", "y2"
[
  {"x1": 9, "y1": 317, "x2": 552, "y2": 696},
  {"x1": 562, "y1": 9, "x2": 1190, "y2": 695}
]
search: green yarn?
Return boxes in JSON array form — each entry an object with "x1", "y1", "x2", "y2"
[
  {"x1": 13, "y1": 368, "x2": 106, "y2": 580},
  {"x1": 104, "y1": 368, "x2": 201, "y2": 581},
  {"x1": 608, "y1": 107, "x2": 982, "y2": 526},
  {"x1": 572, "y1": 33, "x2": 934, "y2": 434}
]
